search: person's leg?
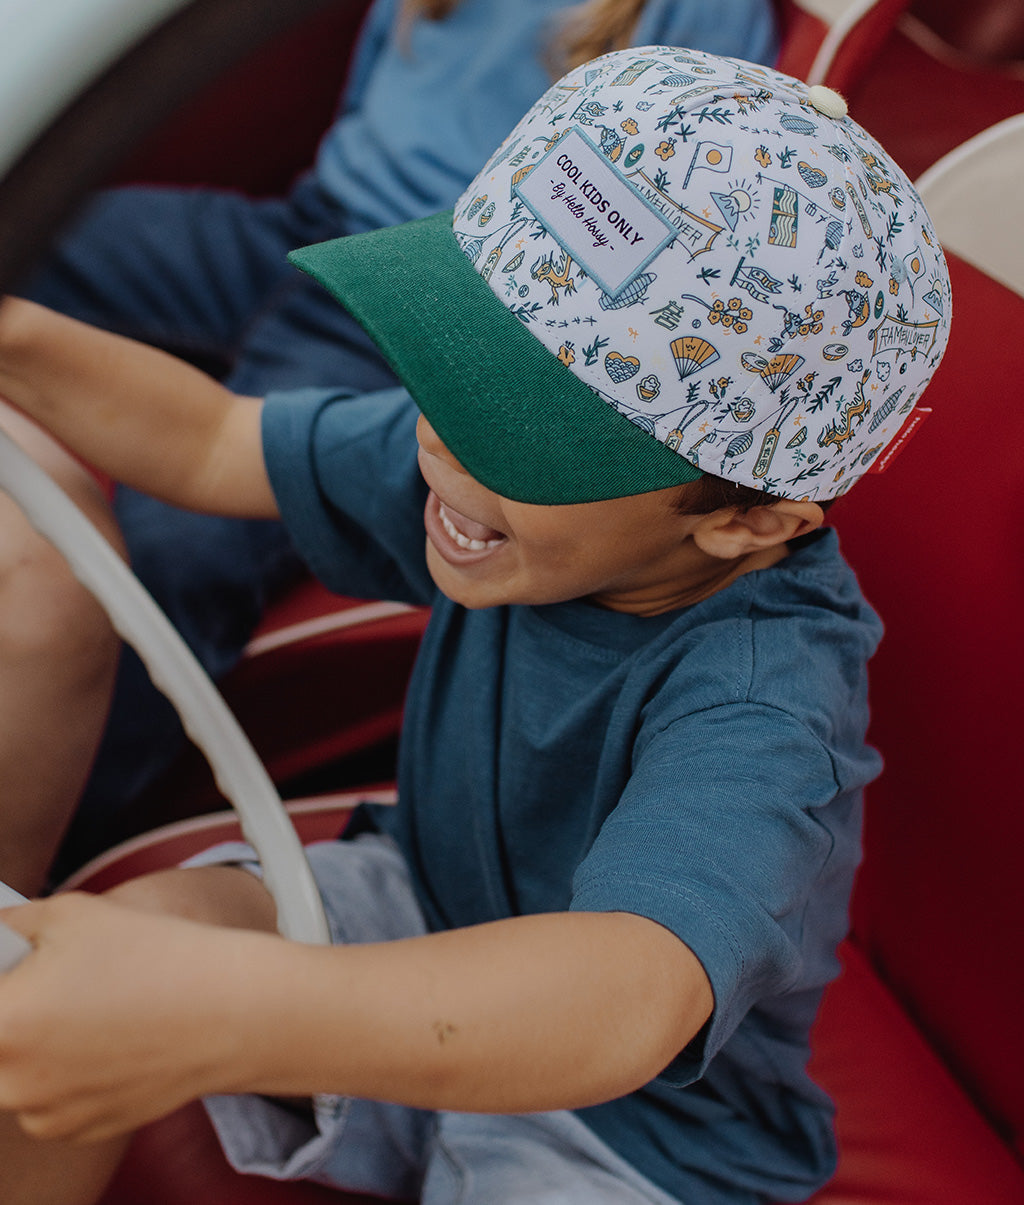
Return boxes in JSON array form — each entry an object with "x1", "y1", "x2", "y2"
[
  {"x1": 20, "y1": 186, "x2": 303, "y2": 369},
  {"x1": 0, "y1": 402, "x2": 123, "y2": 895},
  {"x1": 0, "y1": 862, "x2": 278, "y2": 1205}
]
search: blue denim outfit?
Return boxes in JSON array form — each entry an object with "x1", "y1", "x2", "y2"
[{"x1": 25, "y1": 0, "x2": 778, "y2": 860}]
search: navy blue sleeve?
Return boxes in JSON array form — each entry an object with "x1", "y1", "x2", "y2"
[
  {"x1": 570, "y1": 702, "x2": 861, "y2": 1085},
  {"x1": 261, "y1": 386, "x2": 436, "y2": 605}
]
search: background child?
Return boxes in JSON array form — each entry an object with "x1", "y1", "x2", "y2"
[
  {"x1": 0, "y1": 0, "x2": 778, "y2": 892},
  {"x1": 0, "y1": 44, "x2": 949, "y2": 1205}
]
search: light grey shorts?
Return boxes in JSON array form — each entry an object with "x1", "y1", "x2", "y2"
[{"x1": 187, "y1": 834, "x2": 684, "y2": 1204}]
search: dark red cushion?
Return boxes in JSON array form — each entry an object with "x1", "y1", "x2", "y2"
[
  {"x1": 774, "y1": 0, "x2": 909, "y2": 90},
  {"x1": 833, "y1": 253, "x2": 1024, "y2": 1159},
  {"x1": 120, "y1": 587, "x2": 426, "y2": 834},
  {"x1": 843, "y1": 20, "x2": 1024, "y2": 179},
  {"x1": 111, "y1": 2, "x2": 373, "y2": 196},
  {"x1": 807, "y1": 944, "x2": 1024, "y2": 1203}
]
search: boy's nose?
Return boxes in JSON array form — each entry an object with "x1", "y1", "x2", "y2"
[{"x1": 416, "y1": 415, "x2": 467, "y2": 474}]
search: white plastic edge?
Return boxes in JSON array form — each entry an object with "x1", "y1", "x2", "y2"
[
  {"x1": 244, "y1": 599, "x2": 416, "y2": 659},
  {"x1": 915, "y1": 110, "x2": 1024, "y2": 193},
  {"x1": 0, "y1": 0, "x2": 191, "y2": 177},
  {"x1": 914, "y1": 112, "x2": 1024, "y2": 299}
]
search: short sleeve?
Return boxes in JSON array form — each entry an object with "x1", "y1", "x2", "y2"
[
  {"x1": 262, "y1": 385, "x2": 436, "y2": 604},
  {"x1": 570, "y1": 701, "x2": 859, "y2": 1085}
]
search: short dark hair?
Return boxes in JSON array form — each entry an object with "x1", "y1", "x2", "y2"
[{"x1": 673, "y1": 475, "x2": 836, "y2": 516}]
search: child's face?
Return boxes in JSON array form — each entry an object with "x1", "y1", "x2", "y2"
[{"x1": 416, "y1": 416, "x2": 711, "y2": 615}]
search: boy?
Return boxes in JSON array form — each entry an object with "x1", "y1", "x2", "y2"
[{"x1": 0, "y1": 46, "x2": 949, "y2": 1205}]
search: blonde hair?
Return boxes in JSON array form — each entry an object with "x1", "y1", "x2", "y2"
[{"x1": 400, "y1": 0, "x2": 649, "y2": 74}]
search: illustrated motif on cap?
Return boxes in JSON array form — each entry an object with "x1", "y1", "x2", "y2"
[{"x1": 453, "y1": 47, "x2": 951, "y2": 500}]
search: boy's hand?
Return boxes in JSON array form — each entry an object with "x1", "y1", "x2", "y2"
[{"x1": 0, "y1": 893, "x2": 275, "y2": 1144}]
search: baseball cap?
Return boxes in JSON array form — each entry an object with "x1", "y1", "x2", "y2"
[{"x1": 290, "y1": 46, "x2": 951, "y2": 503}]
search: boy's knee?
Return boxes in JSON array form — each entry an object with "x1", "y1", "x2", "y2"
[
  {"x1": 0, "y1": 508, "x2": 116, "y2": 672},
  {"x1": 105, "y1": 865, "x2": 279, "y2": 933},
  {"x1": 0, "y1": 413, "x2": 123, "y2": 675}
]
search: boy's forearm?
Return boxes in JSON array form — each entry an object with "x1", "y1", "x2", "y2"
[
  {"x1": 0, "y1": 297, "x2": 277, "y2": 517},
  {"x1": 236, "y1": 910, "x2": 713, "y2": 1113},
  {"x1": 0, "y1": 897, "x2": 711, "y2": 1142}
]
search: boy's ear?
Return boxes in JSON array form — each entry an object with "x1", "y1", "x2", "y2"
[{"x1": 691, "y1": 500, "x2": 825, "y2": 560}]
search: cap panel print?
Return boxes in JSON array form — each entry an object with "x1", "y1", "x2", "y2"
[{"x1": 453, "y1": 46, "x2": 951, "y2": 500}]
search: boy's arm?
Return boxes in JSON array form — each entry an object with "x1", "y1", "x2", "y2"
[
  {"x1": 0, "y1": 297, "x2": 277, "y2": 517},
  {"x1": 252, "y1": 908, "x2": 714, "y2": 1113},
  {"x1": 0, "y1": 894, "x2": 713, "y2": 1142}
]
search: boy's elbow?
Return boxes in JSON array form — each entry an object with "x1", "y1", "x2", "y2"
[
  {"x1": 556, "y1": 912, "x2": 713, "y2": 1106},
  {"x1": 610, "y1": 913, "x2": 715, "y2": 1087}
]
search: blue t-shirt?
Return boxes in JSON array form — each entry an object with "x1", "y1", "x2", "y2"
[
  {"x1": 313, "y1": 0, "x2": 779, "y2": 232},
  {"x1": 262, "y1": 386, "x2": 883, "y2": 1205}
]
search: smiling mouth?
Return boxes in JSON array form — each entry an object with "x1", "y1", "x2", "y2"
[
  {"x1": 424, "y1": 491, "x2": 507, "y2": 566},
  {"x1": 438, "y1": 503, "x2": 505, "y2": 551}
]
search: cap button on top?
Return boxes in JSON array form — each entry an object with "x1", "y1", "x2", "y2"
[{"x1": 806, "y1": 84, "x2": 848, "y2": 118}]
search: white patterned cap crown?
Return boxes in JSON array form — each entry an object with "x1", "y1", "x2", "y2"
[{"x1": 452, "y1": 46, "x2": 951, "y2": 500}]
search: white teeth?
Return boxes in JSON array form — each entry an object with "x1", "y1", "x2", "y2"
[{"x1": 438, "y1": 504, "x2": 504, "y2": 551}]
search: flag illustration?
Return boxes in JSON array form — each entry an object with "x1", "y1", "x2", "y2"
[
  {"x1": 732, "y1": 256, "x2": 783, "y2": 303},
  {"x1": 768, "y1": 186, "x2": 798, "y2": 248},
  {"x1": 902, "y1": 245, "x2": 927, "y2": 296},
  {"x1": 684, "y1": 141, "x2": 734, "y2": 187}
]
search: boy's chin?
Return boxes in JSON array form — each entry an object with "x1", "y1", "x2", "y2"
[{"x1": 424, "y1": 542, "x2": 500, "y2": 609}]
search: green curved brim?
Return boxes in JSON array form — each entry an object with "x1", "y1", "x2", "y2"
[{"x1": 288, "y1": 210, "x2": 702, "y2": 505}]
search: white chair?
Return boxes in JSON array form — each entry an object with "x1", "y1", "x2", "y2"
[{"x1": 915, "y1": 111, "x2": 1024, "y2": 298}]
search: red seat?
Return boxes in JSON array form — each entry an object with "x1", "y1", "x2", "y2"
[
  {"x1": 109, "y1": 1, "x2": 373, "y2": 197},
  {"x1": 830, "y1": 100, "x2": 1024, "y2": 1166},
  {"x1": 131, "y1": 583, "x2": 427, "y2": 829},
  {"x1": 840, "y1": 3, "x2": 1024, "y2": 180},
  {"x1": 807, "y1": 945, "x2": 1024, "y2": 1203}
]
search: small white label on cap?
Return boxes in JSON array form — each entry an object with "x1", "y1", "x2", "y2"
[{"x1": 515, "y1": 127, "x2": 677, "y2": 298}]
